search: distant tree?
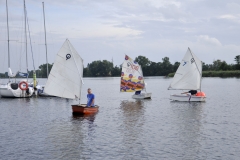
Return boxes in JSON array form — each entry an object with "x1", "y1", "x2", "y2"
[
  {"x1": 212, "y1": 60, "x2": 223, "y2": 71},
  {"x1": 39, "y1": 63, "x2": 53, "y2": 78},
  {"x1": 161, "y1": 57, "x2": 173, "y2": 76},
  {"x1": 88, "y1": 60, "x2": 113, "y2": 77},
  {"x1": 148, "y1": 62, "x2": 159, "y2": 76},
  {"x1": 219, "y1": 61, "x2": 228, "y2": 71},
  {"x1": 173, "y1": 62, "x2": 180, "y2": 72},
  {"x1": 202, "y1": 62, "x2": 208, "y2": 71},
  {"x1": 111, "y1": 65, "x2": 121, "y2": 77},
  {"x1": 234, "y1": 55, "x2": 240, "y2": 65},
  {"x1": 235, "y1": 55, "x2": 240, "y2": 70},
  {"x1": 134, "y1": 56, "x2": 151, "y2": 68},
  {"x1": 83, "y1": 67, "x2": 90, "y2": 77},
  {"x1": 0, "y1": 73, "x2": 6, "y2": 78}
]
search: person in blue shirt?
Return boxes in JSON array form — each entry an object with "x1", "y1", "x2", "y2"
[
  {"x1": 87, "y1": 88, "x2": 95, "y2": 107},
  {"x1": 135, "y1": 90, "x2": 141, "y2": 95}
]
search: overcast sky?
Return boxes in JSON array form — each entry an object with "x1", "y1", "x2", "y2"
[{"x1": 0, "y1": 0, "x2": 240, "y2": 73}]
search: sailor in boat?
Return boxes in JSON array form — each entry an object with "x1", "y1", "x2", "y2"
[
  {"x1": 87, "y1": 88, "x2": 95, "y2": 107},
  {"x1": 135, "y1": 90, "x2": 141, "y2": 95},
  {"x1": 181, "y1": 90, "x2": 197, "y2": 96}
]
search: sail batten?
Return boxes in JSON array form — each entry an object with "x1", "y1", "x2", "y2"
[
  {"x1": 120, "y1": 55, "x2": 145, "y2": 92},
  {"x1": 44, "y1": 39, "x2": 83, "y2": 99},
  {"x1": 168, "y1": 48, "x2": 202, "y2": 90}
]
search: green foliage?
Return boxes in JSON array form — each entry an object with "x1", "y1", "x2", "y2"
[
  {"x1": 202, "y1": 71, "x2": 240, "y2": 77},
  {"x1": 84, "y1": 60, "x2": 116, "y2": 77},
  {"x1": 235, "y1": 55, "x2": 240, "y2": 65},
  {"x1": 38, "y1": 63, "x2": 53, "y2": 78},
  {"x1": 169, "y1": 71, "x2": 240, "y2": 77},
  {"x1": 0, "y1": 73, "x2": 7, "y2": 78},
  {"x1": 1, "y1": 55, "x2": 239, "y2": 78},
  {"x1": 111, "y1": 66, "x2": 121, "y2": 77},
  {"x1": 134, "y1": 56, "x2": 180, "y2": 76},
  {"x1": 168, "y1": 72, "x2": 175, "y2": 77},
  {"x1": 135, "y1": 56, "x2": 151, "y2": 68}
]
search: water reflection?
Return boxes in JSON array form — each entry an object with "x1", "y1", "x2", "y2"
[
  {"x1": 72, "y1": 113, "x2": 96, "y2": 123},
  {"x1": 170, "y1": 101, "x2": 206, "y2": 159},
  {"x1": 120, "y1": 100, "x2": 148, "y2": 159},
  {"x1": 72, "y1": 113, "x2": 97, "y2": 159}
]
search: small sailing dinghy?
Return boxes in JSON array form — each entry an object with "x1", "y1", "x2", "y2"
[
  {"x1": 44, "y1": 39, "x2": 99, "y2": 114},
  {"x1": 121, "y1": 55, "x2": 151, "y2": 99},
  {"x1": 168, "y1": 48, "x2": 206, "y2": 102}
]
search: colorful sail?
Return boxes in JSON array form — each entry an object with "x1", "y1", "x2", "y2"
[
  {"x1": 168, "y1": 48, "x2": 202, "y2": 90},
  {"x1": 120, "y1": 55, "x2": 144, "y2": 92}
]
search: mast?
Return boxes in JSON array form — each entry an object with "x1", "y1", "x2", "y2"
[
  {"x1": 24, "y1": 0, "x2": 28, "y2": 80},
  {"x1": 6, "y1": 0, "x2": 10, "y2": 81},
  {"x1": 42, "y1": 2, "x2": 48, "y2": 78}
]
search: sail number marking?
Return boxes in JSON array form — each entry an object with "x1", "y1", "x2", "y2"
[
  {"x1": 191, "y1": 58, "x2": 195, "y2": 64},
  {"x1": 66, "y1": 54, "x2": 71, "y2": 60}
]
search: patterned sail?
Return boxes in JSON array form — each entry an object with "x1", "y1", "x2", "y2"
[
  {"x1": 168, "y1": 48, "x2": 202, "y2": 90},
  {"x1": 120, "y1": 55, "x2": 144, "y2": 92},
  {"x1": 44, "y1": 39, "x2": 83, "y2": 99}
]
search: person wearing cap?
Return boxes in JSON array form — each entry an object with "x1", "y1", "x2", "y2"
[{"x1": 87, "y1": 88, "x2": 95, "y2": 107}]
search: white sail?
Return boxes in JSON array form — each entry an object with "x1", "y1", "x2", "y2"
[
  {"x1": 8, "y1": 68, "x2": 18, "y2": 78},
  {"x1": 120, "y1": 55, "x2": 145, "y2": 92},
  {"x1": 168, "y1": 48, "x2": 202, "y2": 90},
  {"x1": 44, "y1": 39, "x2": 83, "y2": 99}
]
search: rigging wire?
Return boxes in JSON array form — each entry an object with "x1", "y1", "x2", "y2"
[{"x1": 25, "y1": 6, "x2": 36, "y2": 71}]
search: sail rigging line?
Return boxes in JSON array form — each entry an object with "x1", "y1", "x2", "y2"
[
  {"x1": 23, "y1": 0, "x2": 29, "y2": 80},
  {"x1": 17, "y1": 6, "x2": 25, "y2": 73},
  {"x1": 188, "y1": 47, "x2": 202, "y2": 91},
  {"x1": 26, "y1": 10, "x2": 36, "y2": 72},
  {"x1": 6, "y1": 0, "x2": 10, "y2": 81},
  {"x1": 42, "y1": 2, "x2": 48, "y2": 78},
  {"x1": 66, "y1": 39, "x2": 83, "y2": 102}
]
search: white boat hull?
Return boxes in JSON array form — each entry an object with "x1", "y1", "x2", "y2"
[
  {"x1": 37, "y1": 85, "x2": 56, "y2": 97},
  {"x1": 132, "y1": 93, "x2": 152, "y2": 99},
  {"x1": 0, "y1": 83, "x2": 34, "y2": 98},
  {"x1": 170, "y1": 94, "x2": 206, "y2": 102}
]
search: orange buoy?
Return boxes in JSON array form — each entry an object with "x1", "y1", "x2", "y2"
[{"x1": 196, "y1": 92, "x2": 206, "y2": 97}]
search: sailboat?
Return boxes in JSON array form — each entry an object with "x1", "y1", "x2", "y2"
[
  {"x1": 44, "y1": 39, "x2": 99, "y2": 114},
  {"x1": 168, "y1": 47, "x2": 206, "y2": 102},
  {"x1": 0, "y1": 0, "x2": 34, "y2": 98},
  {"x1": 121, "y1": 55, "x2": 151, "y2": 99}
]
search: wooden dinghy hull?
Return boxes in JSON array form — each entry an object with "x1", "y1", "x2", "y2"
[{"x1": 72, "y1": 104, "x2": 99, "y2": 114}]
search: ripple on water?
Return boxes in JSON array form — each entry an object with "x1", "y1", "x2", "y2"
[{"x1": 0, "y1": 77, "x2": 240, "y2": 159}]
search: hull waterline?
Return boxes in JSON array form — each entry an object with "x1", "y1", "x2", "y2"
[
  {"x1": 132, "y1": 93, "x2": 152, "y2": 99},
  {"x1": 170, "y1": 94, "x2": 206, "y2": 102},
  {"x1": 72, "y1": 104, "x2": 99, "y2": 114}
]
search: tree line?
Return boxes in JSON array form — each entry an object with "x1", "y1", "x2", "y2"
[{"x1": 0, "y1": 55, "x2": 239, "y2": 78}]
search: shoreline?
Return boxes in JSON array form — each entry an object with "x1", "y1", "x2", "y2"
[{"x1": 168, "y1": 70, "x2": 240, "y2": 77}]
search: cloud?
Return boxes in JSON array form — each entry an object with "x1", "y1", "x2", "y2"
[
  {"x1": 197, "y1": 35, "x2": 222, "y2": 46},
  {"x1": 218, "y1": 14, "x2": 240, "y2": 24},
  {"x1": 1, "y1": 0, "x2": 240, "y2": 72}
]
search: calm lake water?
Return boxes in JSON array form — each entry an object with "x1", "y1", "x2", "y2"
[{"x1": 0, "y1": 77, "x2": 240, "y2": 160}]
